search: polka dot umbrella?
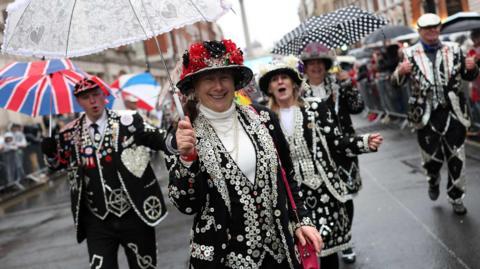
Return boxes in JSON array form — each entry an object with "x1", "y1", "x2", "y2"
[{"x1": 272, "y1": 6, "x2": 388, "y2": 55}]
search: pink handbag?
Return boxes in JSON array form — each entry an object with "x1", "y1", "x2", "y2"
[
  {"x1": 297, "y1": 241, "x2": 319, "y2": 269},
  {"x1": 280, "y1": 167, "x2": 320, "y2": 269}
]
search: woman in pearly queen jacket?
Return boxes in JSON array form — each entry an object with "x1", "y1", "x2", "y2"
[
  {"x1": 165, "y1": 40, "x2": 323, "y2": 269},
  {"x1": 257, "y1": 55, "x2": 383, "y2": 269}
]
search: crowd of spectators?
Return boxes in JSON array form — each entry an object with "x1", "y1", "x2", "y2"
[{"x1": 0, "y1": 116, "x2": 72, "y2": 192}]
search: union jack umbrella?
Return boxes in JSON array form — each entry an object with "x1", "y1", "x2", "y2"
[
  {"x1": 0, "y1": 58, "x2": 113, "y2": 116},
  {"x1": 110, "y1": 72, "x2": 161, "y2": 112}
]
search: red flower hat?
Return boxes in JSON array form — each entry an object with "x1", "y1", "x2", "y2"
[{"x1": 176, "y1": 40, "x2": 253, "y2": 94}]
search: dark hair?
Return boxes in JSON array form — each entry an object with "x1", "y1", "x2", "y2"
[
  {"x1": 472, "y1": 28, "x2": 480, "y2": 40},
  {"x1": 183, "y1": 95, "x2": 199, "y2": 123}
]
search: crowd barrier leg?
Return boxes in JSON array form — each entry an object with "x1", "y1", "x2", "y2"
[
  {"x1": 358, "y1": 80, "x2": 374, "y2": 112},
  {"x1": 358, "y1": 75, "x2": 412, "y2": 128},
  {"x1": 376, "y1": 76, "x2": 391, "y2": 114}
]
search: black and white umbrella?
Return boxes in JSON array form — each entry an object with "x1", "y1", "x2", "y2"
[
  {"x1": 272, "y1": 6, "x2": 388, "y2": 55},
  {"x1": 440, "y1": 12, "x2": 480, "y2": 34}
]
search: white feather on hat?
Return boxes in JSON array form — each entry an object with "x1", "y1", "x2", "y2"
[{"x1": 257, "y1": 55, "x2": 307, "y2": 94}]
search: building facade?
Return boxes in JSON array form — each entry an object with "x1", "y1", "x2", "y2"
[
  {"x1": 298, "y1": 0, "x2": 474, "y2": 27},
  {"x1": 470, "y1": 0, "x2": 480, "y2": 13}
]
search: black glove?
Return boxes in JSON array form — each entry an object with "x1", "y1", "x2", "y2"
[{"x1": 41, "y1": 137, "x2": 57, "y2": 158}]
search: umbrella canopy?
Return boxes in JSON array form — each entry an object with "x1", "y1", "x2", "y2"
[
  {"x1": 2, "y1": 0, "x2": 231, "y2": 58},
  {"x1": 347, "y1": 47, "x2": 373, "y2": 59},
  {"x1": 0, "y1": 59, "x2": 113, "y2": 116},
  {"x1": 272, "y1": 6, "x2": 387, "y2": 55},
  {"x1": 441, "y1": 12, "x2": 480, "y2": 34},
  {"x1": 363, "y1": 25, "x2": 415, "y2": 44},
  {"x1": 1, "y1": 0, "x2": 232, "y2": 120},
  {"x1": 392, "y1": 32, "x2": 419, "y2": 42},
  {"x1": 110, "y1": 72, "x2": 161, "y2": 111}
]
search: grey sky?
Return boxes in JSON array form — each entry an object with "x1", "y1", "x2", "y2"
[{"x1": 217, "y1": 0, "x2": 301, "y2": 50}]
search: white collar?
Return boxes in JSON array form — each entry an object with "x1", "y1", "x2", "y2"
[
  {"x1": 85, "y1": 110, "x2": 107, "y2": 128},
  {"x1": 310, "y1": 82, "x2": 324, "y2": 88},
  {"x1": 199, "y1": 102, "x2": 236, "y2": 120}
]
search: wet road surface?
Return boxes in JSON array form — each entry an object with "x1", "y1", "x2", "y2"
[{"x1": 0, "y1": 116, "x2": 479, "y2": 269}]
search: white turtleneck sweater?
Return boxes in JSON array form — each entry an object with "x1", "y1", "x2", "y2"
[
  {"x1": 199, "y1": 103, "x2": 257, "y2": 184},
  {"x1": 279, "y1": 107, "x2": 295, "y2": 137}
]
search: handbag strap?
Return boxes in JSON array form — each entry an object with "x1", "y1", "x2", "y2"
[
  {"x1": 278, "y1": 159, "x2": 297, "y2": 211},
  {"x1": 248, "y1": 105, "x2": 300, "y2": 222}
]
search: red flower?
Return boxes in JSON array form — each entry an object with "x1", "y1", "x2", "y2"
[
  {"x1": 105, "y1": 155, "x2": 112, "y2": 162},
  {"x1": 190, "y1": 58, "x2": 208, "y2": 71},
  {"x1": 229, "y1": 49, "x2": 244, "y2": 65},
  {"x1": 189, "y1": 43, "x2": 209, "y2": 59},
  {"x1": 223, "y1": 39, "x2": 237, "y2": 53},
  {"x1": 179, "y1": 43, "x2": 210, "y2": 77}
]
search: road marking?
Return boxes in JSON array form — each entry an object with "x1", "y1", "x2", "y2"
[{"x1": 363, "y1": 167, "x2": 472, "y2": 269}]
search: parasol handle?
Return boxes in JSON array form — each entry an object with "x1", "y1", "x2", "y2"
[
  {"x1": 49, "y1": 114, "x2": 52, "y2": 137},
  {"x1": 172, "y1": 93, "x2": 185, "y2": 119},
  {"x1": 49, "y1": 76, "x2": 53, "y2": 137},
  {"x1": 153, "y1": 36, "x2": 185, "y2": 120}
]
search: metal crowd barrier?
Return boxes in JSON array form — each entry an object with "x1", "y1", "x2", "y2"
[
  {"x1": 358, "y1": 74, "x2": 480, "y2": 135},
  {"x1": 0, "y1": 144, "x2": 47, "y2": 191},
  {"x1": 357, "y1": 73, "x2": 411, "y2": 127}
]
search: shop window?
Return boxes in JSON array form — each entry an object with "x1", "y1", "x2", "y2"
[
  {"x1": 446, "y1": 0, "x2": 463, "y2": 16},
  {"x1": 423, "y1": 0, "x2": 436, "y2": 13}
]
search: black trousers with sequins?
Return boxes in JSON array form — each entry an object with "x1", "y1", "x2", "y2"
[
  {"x1": 416, "y1": 109, "x2": 467, "y2": 202},
  {"x1": 320, "y1": 253, "x2": 339, "y2": 269},
  {"x1": 82, "y1": 208, "x2": 156, "y2": 269}
]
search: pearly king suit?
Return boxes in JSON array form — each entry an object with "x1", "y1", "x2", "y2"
[
  {"x1": 44, "y1": 109, "x2": 168, "y2": 269},
  {"x1": 392, "y1": 41, "x2": 479, "y2": 203}
]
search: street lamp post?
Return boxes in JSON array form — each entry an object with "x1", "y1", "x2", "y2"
[{"x1": 238, "y1": 0, "x2": 252, "y2": 56}]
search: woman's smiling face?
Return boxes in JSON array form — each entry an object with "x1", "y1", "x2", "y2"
[{"x1": 193, "y1": 70, "x2": 236, "y2": 112}]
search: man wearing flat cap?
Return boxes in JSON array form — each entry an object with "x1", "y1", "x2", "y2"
[
  {"x1": 392, "y1": 13, "x2": 479, "y2": 215},
  {"x1": 41, "y1": 77, "x2": 169, "y2": 268}
]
